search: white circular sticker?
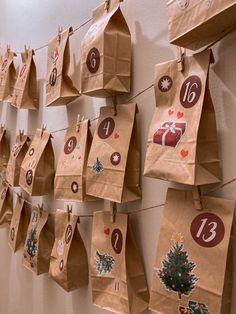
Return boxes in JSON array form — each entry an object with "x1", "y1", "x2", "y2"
[
  {"x1": 57, "y1": 239, "x2": 64, "y2": 256},
  {"x1": 176, "y1": 0, "x2": 189, "y2": 9}
]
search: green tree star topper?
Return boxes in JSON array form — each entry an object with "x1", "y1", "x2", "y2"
[{"x1": 157, "y1": 232, "x2": 198, "y2": 300}]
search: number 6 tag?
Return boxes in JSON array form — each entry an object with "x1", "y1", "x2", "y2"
[
  {"x1": 180, "y1": 75, "x2": 202, "y2": 108},
  {"x1": 190, "y1": 213, "x2": 225, "y2": 248}
]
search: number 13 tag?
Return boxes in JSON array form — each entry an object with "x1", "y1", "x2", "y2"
[{"x1": 190, "y1": 213, "x2": 225, "y2": 248}]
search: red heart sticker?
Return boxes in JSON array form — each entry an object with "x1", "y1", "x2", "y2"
[
  {"x1": 177, "y1": 111, "x2": 184, "y2": 119},
  {"x1": 114, "y1": 132, "x2": 119, "y2": 139},
  {"x1": 168, "y1": 109, "x2": 174, "y2": 116},
  {"x1": 181, "y1": 149, "x2": 189, "y2": 158},
  {"x1": 104, "y1": 228, "x2": 110, "y2": 235},
  {"x1": 78, "y1": 155, "x2": 81, "y2": 160}
]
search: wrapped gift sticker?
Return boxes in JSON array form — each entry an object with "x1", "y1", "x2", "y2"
[
  {"x1": 188, "y1": 300, "x2": 210, "y2": 314},
  {"x1": 179, "y1": 305, "x2": 193, "y2": 314},
  {"x1": 153, "y1": 121, "x2": 186, "y2": 147}
]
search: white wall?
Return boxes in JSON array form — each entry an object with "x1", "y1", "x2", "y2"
[{"x1": 0, "y1": 0, "x2": 236, "y2": 313}]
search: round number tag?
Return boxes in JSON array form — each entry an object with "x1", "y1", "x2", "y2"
[
  {"x1": 26, "y1": 169, "x2": 33, "y2": 186},
  {"x1": 111, "y1": 228, "x2": 123, "y2": 254},
  {"x1": 180, "y1": 75, "x2": 202, "y2": 108},
  {"x1": 59, "y1": 259, "x2": 64, "y2": 271},
  {"x1": 49, "y1": 67, "x2": 57, "y2": 86},
  {"x1": 65, "y1": 225, "x2": 73, "y2": 244},
  {"x1": 10, "y1": 228, "x2": 15, "y2": 241},
  {"x1": 64, "y1": 136, "x2": 77, "y2": 154},
  {"x1": 190, "y1": 212, "x2": 225, "y2": 247},
  {"x1": 176, "y1": 0, "x2": 189, "y2": 9},
  {"x1": 86, "y1": 47, "x2": 100, "y2": 73},
  {"x1": 71, "y1": 181, "x2": 78, "y2": 193},
  {"x1": 98, "y1": 117, "x2": 115, "y2": 139}
]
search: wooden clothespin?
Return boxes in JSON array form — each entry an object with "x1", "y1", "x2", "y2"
[
  {"x1": 76, "y1": 114, "x2": 81, "y2": 132},
  {"x1": 177, "y1": 47, "x2": 186, "y2": 72},
  {"x1": 112, "y1": 96, "x2": 117, "y2": 116},
  {"x1": 38, "y1": 203, "x2": 43, "y2": 217},
  {"x1": 40, "y1": 124, "x2": 47, "y2": 138},
  {"x1": 19, "y1": 129, "x2": 24, "y2": 141},
  {"x1": 193, "y1": 186, "x2": 203, "y2": 211},
  {"x1": 0, "y1": 124, "x2": 5, "y2": 134},
  {"x1": 67, "y1": 204, "x2": 73, "y2": 221},
  {"x1": 57, "y1": 26, "x2": 63, "y2": 43},
  {"x1": 104, "y1": 0, "x2": 110, "y2": 11},
  {"x1": 17, "y1": 191, "x2": 23, "y2": 199},
  {"x1": 110, "y1": 202, "x2": 117, "y2": 223},
  {"x1": 6, "y1": 44, "x2": 10, "y2": 56}
]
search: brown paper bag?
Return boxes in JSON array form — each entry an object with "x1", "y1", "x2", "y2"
[
  {"x1": 8, "y1": 195, "x2": 30, "y2": 252},
  {"x1": 23, "y1": 207, "x2": 54, "y2": 275},
  {"x1": 19, "y1": 128, "x2": 55, "y2": 196},
  {"x1": 167, "y1": 0, "x2": 236, "y2": 50},
  {"x1": 11, "y1": 49, "x2": 38, "y2": 110},
  {"x1": 144, "y1": 50, "x2": 221, "y2": 186},
  {"x1": 49, "y1": 209, "x2": 88, "y2": 292},
  {"x1": 149, "y1": 188, "x2": 234, "y2": 314},
  {"x1": 6, "y1": 132, "x2": 30, "y2": 186},
  {"x1": 46, "y1": 27, "x2": 80, "y2": 106},
  {"x1": 0, "y1": 49, "x2": 16, "y2": 102},
  {"x1": 80, "y1": 0, "x2": 131, "y2": 97},
  {"x1": 86, "y1": 103, "x2": 141, "y2": 203},
  {"x1": 91, "y1": 211, "x2": 149, "y2": 313},
  {"x1": 0, "y1": 126, "x2": 10, "y2": 172},
  {"x1": 54, "y1": 116, "x2": 92, "y2": 201},
  {"x1": 0, "y1": 182, "x2": 12, "y2": 228}
]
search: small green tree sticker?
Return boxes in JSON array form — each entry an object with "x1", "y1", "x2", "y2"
[
  {"x1": 157, "y1": 232, "x2": 198, "y2": 300},
  {"x1": 95, "y1": 250, "x2": 115, "y2": 275},
  {"x1": 25, "y1": 228, "x2": 38, "y2": 266},
  {"x1": 92, "y1": 157, "x2": 104, "y2": 173}
]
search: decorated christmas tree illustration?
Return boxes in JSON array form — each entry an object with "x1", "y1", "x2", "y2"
[
  {"x1": 95, "y1": 250, "x2": 115, "y2": 275},
  {"x1": 25, "y1": 228, "x2": 38, "y2": 264},
  {"x1": 92, "y1": 157, "x2": 104, "y2": 173},
  {"x1": 157, "y1": 232, "x2": 198, "y2": 300}
]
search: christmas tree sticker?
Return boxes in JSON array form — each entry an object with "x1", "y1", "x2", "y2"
[
  {"x1": 157, "y1": 232, "x2": 198, "y2": 300},
  {"x1": 92, "y1": 157, "x2": 104, "y2": 173},
  {"x1": 95, "y1": 250, "x2": 115, "y2": 275},
  {"x1": 25, "y1": 228, "x2": 38, "y2": 266}
]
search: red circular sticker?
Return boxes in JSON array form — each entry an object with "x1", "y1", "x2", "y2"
[
  {"x1": 98, "y1": 117, "x2": 115, "y2": 139},
  {"x1": 110, "y1": 152, "x2": 121, "y2": 166},
  {"x1": 158, "y1": 75, "x2": 173, "y2": 92},
  {"x1": 190, "y1": 212, "x2": 225, "y2": 248},
  {"x1": 29, "y1": 148, "x2": 34, "y2": 156},
  {"x1": 1, "y1": 59, "x2": 8, "y2": 71},
  {"x1": 65, "y1": 225, "x2": 73, "y2": 244},
  {"x1": 64, "y1": 136, "x2": 77, "y2": 154},
  {"x1": 71, "y1": 181, "x2": 78, "y2": 193},
  {"x1": 111, "y1": 228, "x2": 123, "y2": 254},
  {"x1": 180, "y1": 75, "x2": 202, "y2": 108},
  {"x1": 86, "y1": 47, "x2": 100, "y2": 73},
  {"x1": 49, "y1": 67, "x2": 57, "y2": 86},
  {"x1": 1, "y1": 189, "x2": 6, "y2": 200},
  {"x1": 26, "y1": 170, "x2": 33, "y2": 186},
  {"x1": 20, "y1": 64, "x2": 27, "y2": 77}
]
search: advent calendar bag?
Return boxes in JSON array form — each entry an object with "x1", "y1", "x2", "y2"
[
  {"x1": 91, "y1": 211, "x2": 149, "y2": 313},
  {"x1": 19, "y1": 128, "x2": 55, "y2": 196},
  {"x1": 23, "y1": 207, "x2": 54, "y2": 275},
  {"x1": 55, "y1": 117, "x2": 92, "y2": 201},
  {"x1": 149, "y1": 188, "x2": 234, "y2": 314},
  {"x1": 49, "y1": 210, "x2": 88, "y2": 292},
  {"x1": 6, "y1": 133, "x2": 30, "y2": 186},
  {"x1": 11, "y1": 49, "x2": 38, "y2": 110},
  {"x1": 86, "y1": 103, "x2": 141, "y2": 203},
  {"x1": 8, "y1": 195, "x2": 30, "y2": 252},
  {"x1": 0, "y1": 182, "x2": 12, "y2": 227},
  {"x1": 81, "y1": 0, "x2": 131, "y2": 97},
  {"x1": 167, "y1": 0, "x2": 236, "y2": 50},
  {"x1": 144, "y1": 50, "x2": 221, "y2": 186},
  {"x1": 46, "y1": 27, "x2": 80, "y2": 106},
  {"x1": 0, "y1": 49, "x2": 16, "y2": 102},
  {"x1": 0, "y1": 126, "x2": 10, "y2": 172}
]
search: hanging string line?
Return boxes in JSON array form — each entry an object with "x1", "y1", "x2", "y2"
[{"x1": 1, "y1": 173, "x2": 236, "y2": 218}]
